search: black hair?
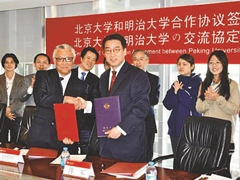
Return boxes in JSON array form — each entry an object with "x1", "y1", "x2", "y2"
[
  {"x1": 80, "y1": 47, "x2": 99, "y2": 62},
  {"x1": 102, "y1": 33, "x2": 127, "y2": 49},
  {"x1": 34, "y1": 53, "x2": 51, "y2": 64},
  {"x1": 199, "y1": 50, "x2": 230, "y2": 100},
  {"x1": 1, "y1": 53, "x2": 19, "y2": 69},
  {"x1": 177, "y1": 54, "x2": 195, "y2": 72}
]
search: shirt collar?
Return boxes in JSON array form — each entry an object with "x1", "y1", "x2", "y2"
[
  {"x1": 78, "y1": 67, "x2": 89, "y2": 79},
  {"x1": 5, "y1": 72, "x2": 15, "y2": 82},
  {"x1": 110, "y1": 60, "x2": 125, "y2": 76},
  {"x1": 58, "y1": 71, "x2": 71, "y2": 82}
]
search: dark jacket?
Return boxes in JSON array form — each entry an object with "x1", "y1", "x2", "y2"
[
  {"x1": 99, "y1": 61, "x2": 150, "y2": 162},
  {"x1": 72, "y1": 68, "x2": 100, "y2": 130},
  {"x1": 145, "y1": 71, "x2": 160, "y2": 133},
  {"x1": 163, "y1": 73, "x2": 202, "y2": 137},
  {"x1": 27, "y1": 69, "x2": 88, "y2": 151}
]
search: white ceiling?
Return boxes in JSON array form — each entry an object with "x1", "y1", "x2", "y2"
[{"x1": 0, "y1": 0, "x2": 93, "y2": 11}]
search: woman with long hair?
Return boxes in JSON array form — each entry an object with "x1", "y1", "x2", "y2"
[{"x1": 196, "y1": 50, "x2": 240, "y2": 177}]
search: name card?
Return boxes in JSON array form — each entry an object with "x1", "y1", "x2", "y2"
[
  {"x1": 0, "y1": 147, "x2": 24, "y2": 166},
  {"x1": 63, "y1": 160, "x2": 95, "y2": 179},
  {"x1": 0, "y1": 163, "x2": 24, "y2": 174}
]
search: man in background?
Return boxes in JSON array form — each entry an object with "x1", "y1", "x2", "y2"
[
  {"x1": 99, "y1": 33, "x2": 150, "y2": 162},
  {"x1": 132, "y1": 49, "x2": 160, "y2": 160},
  {"x1": 20, "y1": 53, "x2": 51, "y2": 106},
  {"x1": 72, "y1": 46, "x2": 100, "y2": 154}
]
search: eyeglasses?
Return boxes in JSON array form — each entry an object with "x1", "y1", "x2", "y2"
[
  {"x1": 209, "y1": 61, "x2": 221, "y2": 66},
  {"x1": 104, "y1": 48, "x2": 122, "y2": 54},
  {"x1": 55, "y1": 57, "x2": 74, "y2": 62}
]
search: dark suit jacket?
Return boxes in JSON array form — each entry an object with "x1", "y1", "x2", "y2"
[
  {"x1": 26, "y1": 69, "x2": 88, "y2": 151},
  {"x1": 0, "y1": 73, "x2": 25, "y2": 117},
  {"x1": 72, "y1": 68, "x2": 101, "y2": 129},
  {"x1": 99, "y1": 61, "x2": 150, "y2": 162},
  {"x1": 145, "y1": 71, "x2": 160, "y2": 133},
  {"x1": 20, "y1": 73, "x2": 36, "y2": 106}
]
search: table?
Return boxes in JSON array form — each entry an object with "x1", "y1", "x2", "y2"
[
  {"x1": 0, "y1": 144, "x2": 199, "y2": 180},
  {"x1": 85, "y1": 156, "x2": 199, "y2": 180}
]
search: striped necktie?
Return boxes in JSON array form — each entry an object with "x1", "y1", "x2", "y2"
[{"x1": 109, "y1": 71, "x2": 117, "y2": 92}]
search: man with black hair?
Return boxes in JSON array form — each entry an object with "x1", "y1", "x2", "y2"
[
  {"x1": 99, "y1": 33, "x2": 150, "y2": 162},
  {"x1": 72, "y1": 47, "x2": 101, "y2": 154},
  {"x1": 20, "y1": 53, "x2": 51, "y2": 106}
]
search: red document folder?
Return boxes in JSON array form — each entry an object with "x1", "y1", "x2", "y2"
[
  {"x1": 26, "y1": 147, "x2": 58, "y2": 159},
  {"x1": 54, "y1": 103, "x2": 79, "y2": 142},
  {"x1": 94, "y1": 96, "x2": 121, "y2": 137},
  {"x1": 101, "y1": 162, "x2": 147, "y2": 178}
]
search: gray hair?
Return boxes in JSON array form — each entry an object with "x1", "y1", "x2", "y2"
[
  {"x1": 52, "y1": 44, "x2": 76, "y2": 59},
  {"x1": 132, "y1": 49, "x2": 149, "y2": 58}
]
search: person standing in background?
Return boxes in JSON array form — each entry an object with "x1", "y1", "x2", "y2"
[
  {"x1": 0, "y1": 53, "x2": 25, "y2": 143},
  {"x1": 163, "y1": 54, "x2": 202, "y2": 154},
  {"x1": 132, "y1": 49, "x2": 160, "y2": 161},
  {"x1": 196, "y1": 50, "x2": 240, "y2": 177},
  {"x1": 99, "y1": 33, "x2": 150, "y2": 162},
  {"x1": 72, "y1": 46, "x2": 101, "y2": 154},
  {"x1": 20, "y1": 53, "x2": 51, "y2": 106}
]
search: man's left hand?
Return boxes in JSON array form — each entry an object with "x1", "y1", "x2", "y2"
[{"x1": 105, "y1": 127, "x2": 121, "y2": 139}]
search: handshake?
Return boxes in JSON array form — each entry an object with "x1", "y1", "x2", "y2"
[{"x1": 63, "y1": 96, "x2": 86, "y2": 110}]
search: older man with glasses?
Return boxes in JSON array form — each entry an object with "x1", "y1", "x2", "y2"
[{"x1": 26, "y1": 44, "x2": 89, "y2": 154}]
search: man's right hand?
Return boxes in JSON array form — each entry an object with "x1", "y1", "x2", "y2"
[{"x1": 63, "y1": 96, "x2": 85, "y2": 110}]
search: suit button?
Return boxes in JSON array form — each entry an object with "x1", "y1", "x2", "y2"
[{"x1": 52, "y1": 122, "x2": 54, "y2": 125}]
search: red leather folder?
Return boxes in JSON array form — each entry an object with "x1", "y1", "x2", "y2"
[
  {"x1": 101, "y1": 162, "x2": 147, "y2": 178},
  {"x1": 26, "y1": 147, "x2": 58, "y2": 159},
  {"x1": 54, "y1": 103, "x2": 79, "y2": 142},
  {"x1": 94, "y1": 96, "x2": 121, "y2": 137}
]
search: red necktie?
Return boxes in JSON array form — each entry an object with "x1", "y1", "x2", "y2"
[{"x1": 109, "y1": 71, "x2": 117, "y2": 92}]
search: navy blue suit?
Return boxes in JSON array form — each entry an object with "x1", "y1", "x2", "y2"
[
  {"x1": 26, "y1": 69, "x2": 88, "y2": 153},
  {"x1": 99, "y1": 61, "x2": 150, "y2": 162}
]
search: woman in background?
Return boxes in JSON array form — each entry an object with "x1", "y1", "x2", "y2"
[
  {"x1": 163, "y1": 54, "x2": 202, "y2": 153},
  {"x1": 0, "y1": 53, "x2": 25, "y2": 143},
  {"x1": 196, "y1": 50, "x2": 240, "y2": 176}
]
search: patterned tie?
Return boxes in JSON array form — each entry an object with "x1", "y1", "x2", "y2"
[
  {"x1": 81, "y1": 72, "x2": 86, "y2": 81},
  {"x1": 109, "y1": 71, "x2": 117, "y2": 92}
]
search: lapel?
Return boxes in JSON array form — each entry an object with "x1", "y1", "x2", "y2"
[
  {"x1": 101, "y1": 70, "x2": 110, "y2": 97},
  {"x1": 64, "y1": 73, "x2": 75, "y2": 96},
  {"x1": 52, "y1": 69, "x2": 63, "y2": 96},
  {"x1": 10, "y1": 73, "x2": 21, "y2": 97},
  {"x1": 85, "y1": 72, "x2": 92, "y2": 84},
  {"x1": 109, "y1": 61, "x2": 129, "y2": 96}
]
